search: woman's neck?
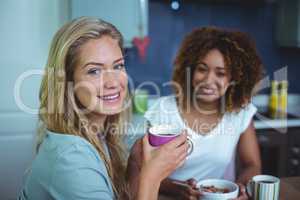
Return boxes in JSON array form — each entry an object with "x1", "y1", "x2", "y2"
[
  {"x1": 189, "y1": 99, "x2": 220, "y2": 115},
  {"x1": 181, "y1": 99, "x2": 222, "y2": 135}
]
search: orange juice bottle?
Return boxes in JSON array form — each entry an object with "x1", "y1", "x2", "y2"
[
  {"x1": 269, "y1": 80, "x2": 279, "y2": 118},
  {"x1": 279, "y1": 80, "x2": 288, "y2": 118}
]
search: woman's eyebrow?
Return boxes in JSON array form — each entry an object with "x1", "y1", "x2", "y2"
[
  {"x1": 113, "y1": 57, "x2": 124, "y2": 64},
  {"x1": 197, "y1": 62, "x2": 226, "y2": 71},
  {"x1": 83, "y1": 62, "x2": 104, "y2": 68},
  {"x1": 197, "y1": 62, "x2": 208, "y2": 67},
  {"x1": 216, "y1": 66, "x2": 226, "y2": 70},
  {"x1": 82, "y1": 57, "x2": 124, "y2": 69}
]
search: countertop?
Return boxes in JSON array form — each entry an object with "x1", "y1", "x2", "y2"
[{"x1": 254, "y1": 118, "x2": 300, "y2": 129}]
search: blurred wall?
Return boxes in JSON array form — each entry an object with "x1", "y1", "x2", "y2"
[
  {"x1": 0, "y1": 0, "x2": 69, "y2": 199},
  {"x1": 125, "y1": 1, "x2": 300, "y2": 95}
]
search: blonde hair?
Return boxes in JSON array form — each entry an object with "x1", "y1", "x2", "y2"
[{"x1": 37, "y1": 17, "x2": 131, "y2": 199}]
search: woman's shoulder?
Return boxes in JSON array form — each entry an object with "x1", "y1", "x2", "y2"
[
  {"x1": 230, "y1": 102, "x2": 257, "y2": 118},
  {"x1": 51, "y1": 135, "x2": 107, "y2": 173},
  {"x1": 43, "y1": 131, "x2": 112, "y2": 193},
  {"x1": 22, "y1": 131, "x2": 113, "y2": 200},
  {"x1": 44, "y1": 130, "x2": 100, "y2": 160},
  {"x1": 37, "y1": 130, "x2": 109, "y2": 176},
  {"x1": 225, "y1": 102, "x2": 257, "y2": 133}
]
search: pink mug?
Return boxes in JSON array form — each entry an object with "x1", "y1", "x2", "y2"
[{"x1": 148, "y1": 124, "x2": 194, "y2": 155}]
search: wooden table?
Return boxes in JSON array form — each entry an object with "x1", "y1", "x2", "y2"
[
  {"x1": 159, "y1": 176, "x2": 300, "y2": 200},
  {"x1": 279, "y1": 176, "x2": 300, "y2": 200}
]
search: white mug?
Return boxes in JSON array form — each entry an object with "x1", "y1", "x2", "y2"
[{"x1": 247, "y1": 175, "x2": 280, "y2": 200}]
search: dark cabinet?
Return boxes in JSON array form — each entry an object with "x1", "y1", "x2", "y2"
[
  {"x1": 276, "y1": 0, "x2": 300, "y2": 47},
  {"x1": 256, "y1": 127, "x2": 300, "y2": 177},
  {"x1": 257, "y1": 129, "x2": 288, "y2": 177},
  {"x1": 287, "y1": 128, "x2": 300, "y2": 176}
]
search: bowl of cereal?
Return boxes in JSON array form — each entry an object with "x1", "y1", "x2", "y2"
[{"x1": 197, "y1": 179, "x2": 239, "y2": 200}]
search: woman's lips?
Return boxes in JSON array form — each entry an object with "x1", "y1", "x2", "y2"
[
  {"x1": 98, "y1": 92, "x2": 121, "y2": 103},
  {"x1": 198, "y1": 87, "x2": 215, "y2": 95}
]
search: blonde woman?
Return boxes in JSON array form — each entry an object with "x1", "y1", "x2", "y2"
[{"x1": 19, "y1": 17, "x2": 188, "y2": 200}]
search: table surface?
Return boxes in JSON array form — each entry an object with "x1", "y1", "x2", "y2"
[
  {"x1": 159, "y1": 176, "x2": 300, "y2": 200},
  {"x1": 279, "y1": 176, "x2": 300, "y2": 200}
]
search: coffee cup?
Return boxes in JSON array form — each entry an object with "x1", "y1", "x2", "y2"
[
  {"x1": 247, "y1": 175, "x2": 280, "y2": 200},
  {"x1": 148, "y1": 124, "x2": 194, "y2": 155}
]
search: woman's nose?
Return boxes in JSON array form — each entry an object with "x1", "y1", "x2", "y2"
[
  {"x1": 204, "y1": 71, "x2": 216, "y2": 84},
  {"x1": 103, "y1": 71, "x2": 119, "y2": 88}
]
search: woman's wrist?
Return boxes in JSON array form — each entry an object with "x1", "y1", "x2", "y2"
[
  {"x1": 140, "y1": 166, "x2": 161, "y2": 186},
  {"x1": 236, "y1": 164, "x2": 261, "y2": 185}
]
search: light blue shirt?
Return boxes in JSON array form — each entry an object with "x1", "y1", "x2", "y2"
[{"x1": 19, "y1": 130, "x2": 114, "y2": 200}]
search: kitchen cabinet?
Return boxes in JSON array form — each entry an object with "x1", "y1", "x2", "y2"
[
  {"x1": 257, "y1": 129, "x2": 288, "y2": 177},
  {"x1": 71, "y1": 0, "x2": 148, "y2": 48},
  {"x1": 257, "y1": 127, "x2": 300, "y2": 177},
  {"x1": 276, "y1": 0, "x2": 300, "y2": 47},
  {"x1": 252, "y1": 94, "x2": 300, "y2": 177},
  {"x1": 287, "y1": 128, "x2": 300, "y2": 176}
]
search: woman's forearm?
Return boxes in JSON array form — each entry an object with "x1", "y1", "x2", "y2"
[
  {"x1": 236, "y1": 164, "x2": 261, "y2": 185},
  {"x1": 136, "y1": 170, "x2": 160, "y2": 200}
]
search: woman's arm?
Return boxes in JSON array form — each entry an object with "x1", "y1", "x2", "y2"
[
  {"x1": 236, "y1": 120, "x2": 261, "y2": 185},
  {"x1": 136, "y1": 168, "x2": 161, "y2": 200},
  {"x1": 127, "y1": 134, "x2": 189, "y2": 200}
]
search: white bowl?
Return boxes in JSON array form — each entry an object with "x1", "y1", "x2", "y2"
[{"x1": 196, "y1": 179, "x2": 239, "y2": 200}]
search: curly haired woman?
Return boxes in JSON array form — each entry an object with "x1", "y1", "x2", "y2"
[{"x1": 143, "y1": 27, "x2": 263, "y2": 200}]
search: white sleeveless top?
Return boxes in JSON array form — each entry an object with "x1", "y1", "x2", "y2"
[{"x1": 144, "y1": 95, "x2": 257, "y2": 182}]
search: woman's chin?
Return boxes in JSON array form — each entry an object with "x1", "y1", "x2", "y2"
[
  {"x1": 102, "y1": 108, "x2": 123, "y2": 115},
  {"x1": 194, "y1": 95, "x2": 221, "y2": 105},
  {"x1": 93, "y1": 104, "x2": 124, "y2": 115},
  {"x1": 100, "y1": 101, "x2": 129, "y2": 115}
]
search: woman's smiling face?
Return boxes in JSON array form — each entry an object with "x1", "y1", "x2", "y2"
[
  {"x1": 73, "y1": 35, "x2": 128, "y2": 115},
  {"x1": 192, "y1": 49, "x2": 231, "y2": 104}
]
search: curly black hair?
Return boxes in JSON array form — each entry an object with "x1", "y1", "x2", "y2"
[{"x1": 172, "y1": 26, "x2": 263, "y2": 112}]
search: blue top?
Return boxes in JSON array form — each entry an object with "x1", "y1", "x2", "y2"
[{"x1": 19, "y1": 130, "x2": 114, "y2": 200}]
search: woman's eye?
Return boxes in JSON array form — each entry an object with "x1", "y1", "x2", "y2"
[
  {"x1": 217, "y1": 72, "x2": 226, "y2": 77},
  {"x1": 196, "y1": 66, "x2": 207, "y2": 72},
  {"x1": 114, "y1": 64, "x2": 125, "y2": 70},
  {"x1": 87, "y1": 68, "x2": 101, "y2": 75}
]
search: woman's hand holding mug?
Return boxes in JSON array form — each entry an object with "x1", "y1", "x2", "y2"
[{"x1": 141, "y1": 131, "x2": 189, "y2": 183}]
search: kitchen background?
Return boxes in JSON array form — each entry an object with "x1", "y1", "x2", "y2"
[
  {"x1": 126, "y1": 0, "x2": 300, "y2": 95},
  {"x1": 1, "y1": 0, "x2": 300, "y2": 199}
]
